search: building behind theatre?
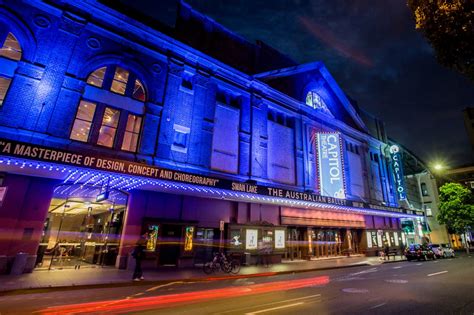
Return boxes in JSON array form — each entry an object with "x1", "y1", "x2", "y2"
[{"x1": 0, "y1": 0, "x2": 424, "y2": 274}]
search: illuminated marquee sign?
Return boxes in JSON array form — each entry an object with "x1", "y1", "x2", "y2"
[
  {"x1": 316, "y1": 132, "x2": 346, "y2": 199},
  {"x1": 389, "y1": 145, "x2": 407, "y2": 200},
  {"x1": 0, "y1": 138, "x2": 420, "y2": 216}
]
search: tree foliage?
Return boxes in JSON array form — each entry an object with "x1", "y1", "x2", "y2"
[
  {"x1": 407, "y1": 0, "x2": 474, "y2": 81},
  {"x1": 437, "y1": 182, "x2": 474, "y2": 234}
]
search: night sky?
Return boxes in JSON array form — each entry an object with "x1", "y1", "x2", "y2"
[{"x1": 120, "y1": 0, "x2": 474, "y2": 167}]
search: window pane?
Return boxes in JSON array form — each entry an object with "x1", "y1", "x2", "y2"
[
  {"x1": 102, "y1": 107, "x2": 120, "y2": 128},
  {"x1": 110, "y1": 80, "x2": 126, "y2": 95},
  {"x1": 70, "y1": 120, "x2": 92, "y2": 142},
  {"x1": 0, "y1": 77, "x2": 12, "y2": 106},
  {"x1": 97, "y1": 126, "x2": 117, "y2": 148},
  {"x1": 121, "y1": 131, "x2": 139, "y2": 152},
  {"x1": 76, "y1": 100, "x2": 96, "y2": 121},
  {"x1": 305, "y1": 91, "x2": 313, "y2": 107},
  {"x1": 125, "y1": 115, "x2": 142, "y2": 133},
  {"x1": 114, "y1": 67, "x2": 129, "y2": 83},
  {"x1": 0, "y1": 33, "x2": 22, "y2": 61},
  {"x1": 110, "y1": 67, "x2": 129, "y2": 95},
  {"x1": 133, "y1": 79, "x2": 146, "y2": 101},
  {"x1": 86, "y1": 67, "x2": 106, "y2": 88}
]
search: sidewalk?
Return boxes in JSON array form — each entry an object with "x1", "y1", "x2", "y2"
[{"x1": 0, "y1": 255, "x2": 404, "y2": 294}]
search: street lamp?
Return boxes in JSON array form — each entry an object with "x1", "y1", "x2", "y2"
[{"x1": 433, "y1": 163, "x2": 444, "y2": 171}]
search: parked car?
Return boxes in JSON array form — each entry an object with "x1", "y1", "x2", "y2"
[
  {"x1": 441, "y1": 244, "x2": 455, "y2": 258},
  {"x1": 405, "y1": 244, "x2": 436, "y2": 261}
]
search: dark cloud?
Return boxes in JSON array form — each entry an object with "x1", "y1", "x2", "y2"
[{"x1": 121, "y1": 0, "x2": 474, "y2": 166}]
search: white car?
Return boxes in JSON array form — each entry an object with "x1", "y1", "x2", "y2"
[
  {"x1": 441, "y1": 244, "x2": 455, "y2": 258},
  {"x1": 430, "y1": 244, "x2": 455, "y2": 258}
]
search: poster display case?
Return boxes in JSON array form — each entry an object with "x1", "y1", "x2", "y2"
[{"x1": 227, "y1": 224, "x2": 287, "y2": 261}]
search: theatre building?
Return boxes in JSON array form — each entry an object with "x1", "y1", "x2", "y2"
[{"x1": 0, "y1": 0, "x2": 422, "y2": 273}]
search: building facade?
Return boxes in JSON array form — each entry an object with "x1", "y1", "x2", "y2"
[{"x1": 0, "y1": 0, "x2": 422, "y2": 273}]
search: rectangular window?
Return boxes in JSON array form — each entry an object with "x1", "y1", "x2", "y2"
[
  {"x1": 70, "y1": 100, "x2": 96, "y2": 142},
  {"x1": 97, "y1": 107, "x2": 120, "y2": 148},
  {"x1": 171, "y1": 124, "x2": 190, "y2": 153},
  {"x1": 121, "y1": 114, "x2": 142, "y2": 152},
  {"x1": 110, "y1": 67, "x2": 129, "y2": 95},
  {"x1": 424, "y1": 205, "x2": 433, "y2": 217}
]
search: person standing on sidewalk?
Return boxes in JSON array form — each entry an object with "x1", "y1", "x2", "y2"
[
  {"x1": 384, "y1": 242, "x2": 390, "y2": 261},
  {"x1": 132, "y1": 234, "x2": 147, "y2": 281}
]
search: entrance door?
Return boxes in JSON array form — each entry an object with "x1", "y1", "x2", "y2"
[
  {"x1": 159, "y1": 224, "x2": 182, "y2": 266},
  {"x1": 37, "y1": 184, "x2": 128, "y2": 270}
]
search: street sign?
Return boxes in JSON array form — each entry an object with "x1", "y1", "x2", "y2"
[{"x1": 96, "y1": 191, "x2": 109, "y2": 202}]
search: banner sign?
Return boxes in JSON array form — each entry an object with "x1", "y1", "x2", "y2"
[
  {"x1": 389, "y1": 145, "x2": 407, "y2": 200},
  {"x1": 0, "y1": 138, "x2": 420, "y2": 216},
  {"x1": 315, "y1": 132, "x2": 346, "y2": 199}
]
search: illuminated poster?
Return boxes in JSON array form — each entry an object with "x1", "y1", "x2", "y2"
[
  {"x1": 146, "y1": 225, "x2": 159, "y2": 251},
  {"x1": 377, "y1": 230, "x2": 383, "y2": 247},
  {"x1": 245, "y1": 229, "x2": 258, "y2": 250},
  {"x1": 389, "y1": 144, "x2": 407, "y2": 200},
  {"x1": 275, "y1": 230, "x2": 285, "y2": 249},
  {"x1": 394, "y1": 232, "x2": 399, "y2": 246},
  {"x1": 366, "y1": 232, "x2": 373, "y2": 248},
  {"x1": 184, "y1": 226, "x2": 194, "y2": 251},
  {"x1": 316, "y1": 132, "x2": 346, "y2": 199}
]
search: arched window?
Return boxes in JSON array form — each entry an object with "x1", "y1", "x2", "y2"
[
  {"x1": 70, "y1": 65, "x2": 146, "y2": 152},
  {"x1": 0, "y1": 32, "x2": 22, "y2": 106},
  {"x1": 86, "y1": 65, "x2": 146, "y2": 101},
  {"x1": 305, "y1": 91, "x2": 331, "y2": 115}
]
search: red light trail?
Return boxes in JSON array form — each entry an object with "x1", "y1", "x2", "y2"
[{"x1": 38, "y1": 275, "x2": 329, "y2": 314}]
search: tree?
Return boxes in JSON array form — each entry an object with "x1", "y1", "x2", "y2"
[
  {"x1": 437, "y1": 182, "x2": 474, "y2": 252},
  {"x1": 407, "y1": 0, "x2": 474, "y2": 81}
]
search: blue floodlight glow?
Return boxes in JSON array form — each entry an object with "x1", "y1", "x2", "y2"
[{"x1": 0, "y1": 156, "x2": 421, "y2": 219}]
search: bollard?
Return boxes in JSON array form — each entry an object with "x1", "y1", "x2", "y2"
[{"x1": 10, "y1": 252, "x2": 28, "y2": 275}]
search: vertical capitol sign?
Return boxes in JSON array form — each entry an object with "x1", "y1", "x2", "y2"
[
  {"x1": 315, "y1": 132, "x2": 346, "y2": 199},
  {"x1": 389, "y1": 144, "x2": 407, "y2": 200}
]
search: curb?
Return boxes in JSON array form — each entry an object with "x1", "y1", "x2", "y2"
[{"x1": 0, "y1": 262, "x2": 377, "y2": 296}]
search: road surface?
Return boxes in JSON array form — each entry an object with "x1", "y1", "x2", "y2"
[{"x1": 0, "y1": 255, "x2": 472, "y2": 314}]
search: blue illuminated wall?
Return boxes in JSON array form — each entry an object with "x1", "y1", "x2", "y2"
[{"x1": 0, "y1": 0, "x2": 399, "y2": 208}]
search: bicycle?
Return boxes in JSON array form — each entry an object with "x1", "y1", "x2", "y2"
[{"x1": 203, "y1": 252, "x2": 240, "y2": 274}]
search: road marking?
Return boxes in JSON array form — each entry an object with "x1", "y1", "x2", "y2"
[
  {"x1": 369, "y1": 302, "x2": 386, "y2": 310},
  {"x1": 392, "y1": 266, "x2": 402, "y2": 269},
  {"x1": 342, "y1": 288, "x2": 369, "y2": 293},
  {"x1": 350, "y1": 267, "x2": 378, "y2": 276},
  {"x1": 427, "y1": 271, "x2": 448, "y2": 277},
  {"x1": 217, "y1": 294, "x2": 321, "y2": 314},
  {"x1": 245, "y1": 302, "x2": 304, "y2": 315},
  {"x1": 416, "y1": 263, "x2": 422, "y2": 266},
  {"x1": 385, "y1": 279, "x2": 408, "y2": 284},
  {"x1": 146, "y1": 281, "x2": 184, "y2": 292}
]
